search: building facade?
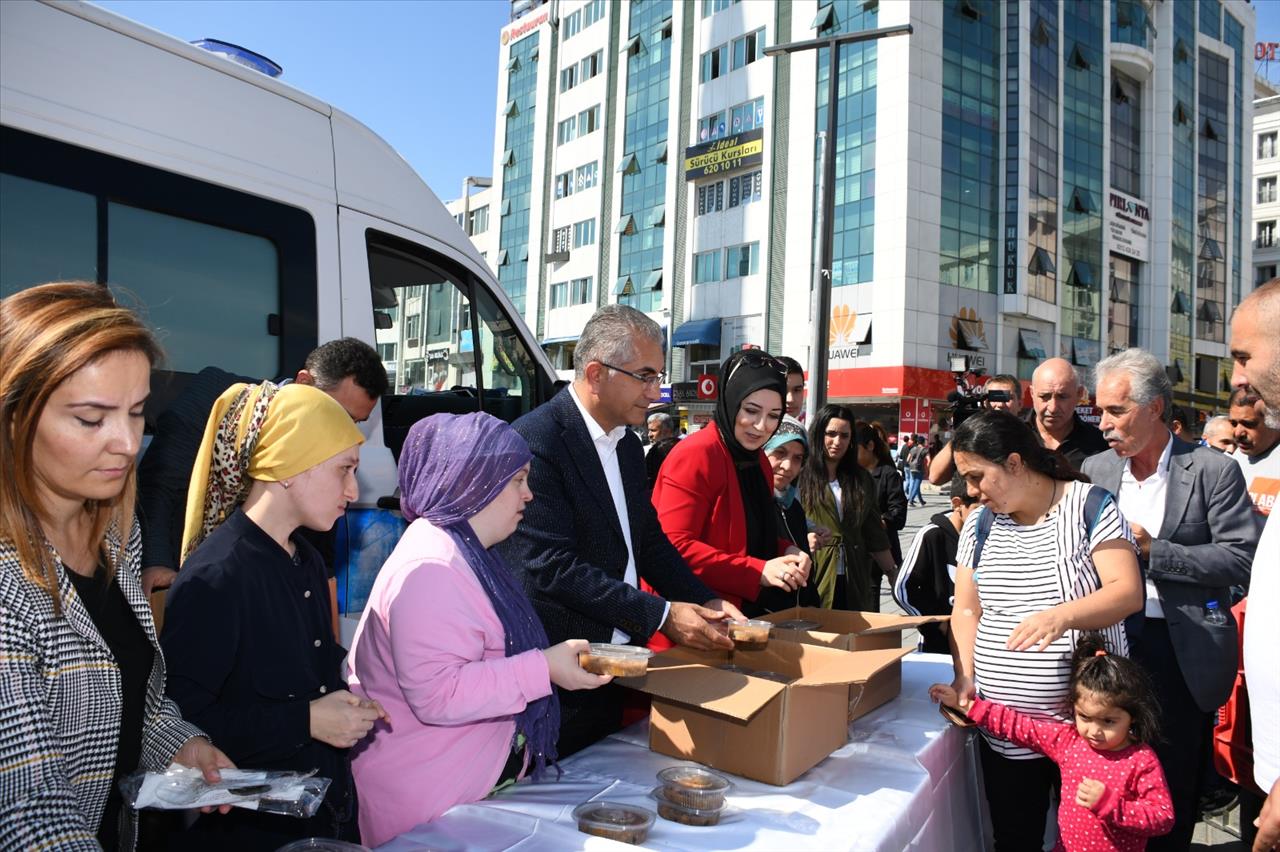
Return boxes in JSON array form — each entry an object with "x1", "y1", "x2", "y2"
[
  {"x1": 493, "y1": 0, "x2": 1256, "y2": 433},
  {"x1": 1254, "y1": 79, "x2": 1280, "y2": 292}
]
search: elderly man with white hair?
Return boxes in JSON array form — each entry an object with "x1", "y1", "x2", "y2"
[
  {"x1": 1083, "y1": 347, "x2": 1258, "y2": 851},
  {"x1": 1201, "y1": 415, "x2": 1236, "y2": 453}
]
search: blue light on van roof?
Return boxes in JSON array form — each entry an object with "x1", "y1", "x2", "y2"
[{"x1": 190, "y1": 39, "x2": 283, "y2": 78}]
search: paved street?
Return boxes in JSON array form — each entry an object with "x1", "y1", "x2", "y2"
[{"x1": 879, "y1": 487, "x2": 1248, "y2": 850}]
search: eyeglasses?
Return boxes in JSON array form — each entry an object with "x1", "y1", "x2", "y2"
[{"x1": 600, "y1": 361, "x2": 667, "y2": 388}]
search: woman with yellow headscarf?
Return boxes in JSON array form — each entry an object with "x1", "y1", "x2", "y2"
[{"x1": 161, "y1": 382, "x2": 388, "y2": 850}]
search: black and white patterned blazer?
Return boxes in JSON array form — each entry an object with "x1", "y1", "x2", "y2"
[{"x1": 0, "y1": 520, "x2": 204, "y2": 850}]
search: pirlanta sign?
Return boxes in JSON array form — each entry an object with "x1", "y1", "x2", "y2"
[
  {"x1": 501, "y1": 11, "x2": 548, "y2": 45},
  {"x1": 1107, "y1": 189, "x2": 1150, "y2": 262}
]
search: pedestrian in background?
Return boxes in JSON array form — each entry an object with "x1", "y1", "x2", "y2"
[
  {"x1": 855, "y1": 421, "x2": 908, "y2": 568},
  {"x1": 799, "y1": 404, "x2": 896, "y2": 611}
]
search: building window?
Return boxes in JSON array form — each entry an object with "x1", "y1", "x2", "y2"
[
  {"x1": 1258, "y1": 264, "x2": 1278, "y2": 285},
  {"x1": 1260, "y1": 221, "x2": 1277, "y2": 249},
  {"x1": 728, "y1": 171, "x2": 762, "y2": 207},
  {"x1": 1260, "y1": 132, "x2": 1278, "y2": 160},
  {"x1": 562, "y1": 9, "x2": 581, "y2": 39},
  {"x1": 1260, "y1": 176, "x2": 1278, "y2": 204},
  {"x1": 580, "y1": 51, "x2": 602, "y2": 82},
  {"x1": 581, "y1": 0, "x2": 605, "y2": 29},
  {"x1": 701, "y1": 0, "x2": 739, "y2": 17},
  {"x1": 575, "y1": 161, "x2": 598, "y2": 192},
  {"x1": 554, "y1": 170, "x2": 572, "y2": 199},
  {"x1": 559, "y1": 65, "x2": 578, "y2": 92},
  {"x1": 571, "y1": 276, "x2": 592, "y2": 304},
  {"x1": 698, "y1": 97, "x2": 764, "y2": 142},
  {"x1": 1107, "y1": 255, "x2": 1139, "y2": 353},
  {"x1": 731, "y1": 29, "x2": 765, "y2": 70},
  {"x1": 725, "y1": 242, "x2": 760, "y2": 278},
  {"x1": 701, "y1": 44, "x2": 728, "y2": 82},
  {"x1": 552, "y1": 226, "x2": 571, "y2": 253},
  {"x1": 696, "y1": 181, "x2": 724, "y2": 216},
  {"x1": 693, "y1": 250, "x2": 721, "y2": 283},
  {"x1": 1110, "y1": 70, "x2": 1142, "y2": 198},
  {"x1": 572, "y1": 218, "x2": 596, "y2": 248},
  {"x1": 468, "y1": 205, "x2": 489, "y2": 235},
  {"x1": 578, "y1": 105, "x2": 601, "y2": 136},
  {"x1": 556, "y1": 116, "x2": 577, "y2": 146}
]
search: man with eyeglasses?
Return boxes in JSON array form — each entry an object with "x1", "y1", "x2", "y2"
[{"x1": 498, "y1": 304, "x2": 746, "y2": 757}]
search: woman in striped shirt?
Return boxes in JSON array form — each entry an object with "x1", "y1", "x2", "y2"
[{"x1": 948, "y1": 409, "x2": 1144, "y2": 851}]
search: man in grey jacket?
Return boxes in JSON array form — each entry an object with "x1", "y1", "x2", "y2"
[{"x1": 1085, "y1": 348, "x2": 1258, "y2": 850}]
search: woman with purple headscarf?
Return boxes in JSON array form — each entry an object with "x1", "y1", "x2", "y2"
[{"x1": 344, "y1": 413, "x2": 610, "y2": 845}]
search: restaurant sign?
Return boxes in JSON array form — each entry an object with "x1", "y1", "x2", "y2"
[{"x1": 684, "y1": 128, "x2": 764, "y2": 180}]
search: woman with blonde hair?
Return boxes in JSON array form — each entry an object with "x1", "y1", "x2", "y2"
[
  {"x1": 162, "y1": 380, "x2": 387, "y2": 849},
  {"x1": 0, "y1": 282, "x2": 230, "y2": 850}
]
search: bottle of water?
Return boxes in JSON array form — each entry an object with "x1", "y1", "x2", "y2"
[{"x1": 1204, "y1": 600, "x2": 1229, "y2": 626}]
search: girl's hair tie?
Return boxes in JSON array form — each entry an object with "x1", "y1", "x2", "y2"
[{"x1": 1094, "y1": 650, "x2": 1107, "y2": 657}]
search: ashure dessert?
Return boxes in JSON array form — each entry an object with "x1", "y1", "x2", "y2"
[
  {"x1": 726, "y1": 619, "x2": 771, "y2": 651},
  {"x1": 573, "y1": 801, "x2": 655, "y2": 844},
  {"x1": 578, "y1": 643, "x2": 653, "y2": 677},
  {"x1": 652, "y1": 787, "x2": 726, "y2": 826},
  {"x1": 657, "y1": 766, "x2": 731, "y2": 810}
]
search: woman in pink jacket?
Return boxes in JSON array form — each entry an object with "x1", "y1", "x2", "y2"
[{"x1": 345, "y1": 413, "x2": 610, "y2": 846}]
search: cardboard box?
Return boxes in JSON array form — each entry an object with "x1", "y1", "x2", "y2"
[
  {"x1": 619, "y1": 641, "x2": 911, "y2": 786},
  {"x1": 761, "y1": 608, "x2": 950, "y2": 721}
]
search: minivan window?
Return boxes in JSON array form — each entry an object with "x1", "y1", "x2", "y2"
[
  {"x1": 367, "y1": 230, "x2": 539, "y2": 458},
  {"x1": 108, "y1": 202, "x2": 280, "y2": 377},
  {"x1": 0, "y1": 173, "x2": 98, "y2": 294},
  {"x1": 0, "y1": 126, "x2": 318, "y2": 392}
]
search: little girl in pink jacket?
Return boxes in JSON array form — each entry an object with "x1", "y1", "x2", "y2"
[{"x1": 932, "y1": 633, "x2": 1174, "y2": 851}]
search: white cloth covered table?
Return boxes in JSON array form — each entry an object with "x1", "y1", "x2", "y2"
[{"x1": 378, "y1": 654, "x2": 985, "y2": 851}]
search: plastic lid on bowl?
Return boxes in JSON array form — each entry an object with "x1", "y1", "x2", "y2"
[
  {"x1": 657, "y1": 765, "x2": 731, "y2": 794},
  {"x1": 586, "y1": 643, "x2": 654, "y2": 659},
  {"x1": 572, "y1": 801, "x2": 656, "y2": 834},
  {"x1": 275, "y1": 840, "x2": 370, "y2": 852},
  {"x1": 651, "y1": 786, "x2": 728, "y2": 817}
]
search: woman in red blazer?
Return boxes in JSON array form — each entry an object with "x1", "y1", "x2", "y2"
[{"x1": 651, "y1": 351, "x2": 813, "y2": 634}]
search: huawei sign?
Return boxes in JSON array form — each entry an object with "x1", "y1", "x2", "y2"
[
  {"x1": 949, "y1": 307, "x2": 988, "y2": 350},
  {"x1": 829, "y1": 304, "x2": 857, "y2": 347}
]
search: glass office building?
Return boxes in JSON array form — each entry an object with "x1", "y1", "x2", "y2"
[{"x1": 488, "y1": 0, "x2": 1255, "y2": 429}]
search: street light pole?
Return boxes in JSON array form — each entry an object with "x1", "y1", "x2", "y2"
[{"x1": 765, "y1": 23, "x2": 912, "y2": 424}]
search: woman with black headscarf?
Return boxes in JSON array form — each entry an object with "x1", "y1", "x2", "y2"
[{"x1": 651, "y1": 351, "x2": 813, "y2": 627}]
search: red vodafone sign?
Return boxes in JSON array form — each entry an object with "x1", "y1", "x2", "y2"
[{"x1": 697, "y1": 374, "x2": 719, "y2": 400}]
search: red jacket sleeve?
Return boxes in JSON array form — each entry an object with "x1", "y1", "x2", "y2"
[
  {"x1": 652, "y1": 431, "x2": 765, "y2": 604},
  {"x1": 1092, "y1": 750, "x2": 1176, "y2": 838},
  {"x1": 969, "y1": 698, "x2": 1077, "y2": 761}
]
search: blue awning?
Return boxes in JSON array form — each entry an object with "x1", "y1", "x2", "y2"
[{"x1": 671, "y1": 317, "x2": 721, "y2": 347}]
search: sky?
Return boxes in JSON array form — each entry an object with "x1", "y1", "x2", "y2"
[{"x1": 97, "y1": 0, "x2": 511, "y2": 202}]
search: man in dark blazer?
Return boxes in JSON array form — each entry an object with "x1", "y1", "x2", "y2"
[
  {"x1": 499, "y1": 305, "x2": 744, "y2": 756},
  {"x1": 1086, "y1": 348, "x2": 1258, "y2": 850}
]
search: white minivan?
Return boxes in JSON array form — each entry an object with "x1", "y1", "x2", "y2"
[{"x1": 0, "y1": 0, "x2": 558, "y2": 629}]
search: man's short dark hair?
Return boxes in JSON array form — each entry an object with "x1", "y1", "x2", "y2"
[
  {"x1": 949, "y1": 471, "x2": 978, "y2": 506},
  {"x1": 1169, "y1": 404, "x2": 1191, "y2": 428},
  {"x1": 1229, "y1": 386, "x2": 1261, "y2": 408},
  {"x1": 304, "y1": 337, "x2": 389, "y2": 398},
  {"x1": 987, "y1": 373, "x2": 1021, "y2": 398},
  {"x1": 777, "y1": 356, "x2": 805, "y2": 378}
]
